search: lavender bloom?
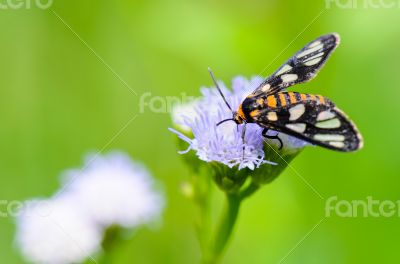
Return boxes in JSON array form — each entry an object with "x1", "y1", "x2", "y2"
[
  {"x1": 15, "y1": 196, "x2": 102, "y2": 264},
  {"x1": 15, "y1": 152, "x2": 165, "y2": 264},
  {"x1": 170, "y1": 76, "x2": 308, "y2": 170},
  {"x1": 61, "y1": 152, "x2": 165, "y2": 229}
]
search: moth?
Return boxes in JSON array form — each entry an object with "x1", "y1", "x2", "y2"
[{"x1": 210, "y1": 33, "x2": 363, "y2": 152}]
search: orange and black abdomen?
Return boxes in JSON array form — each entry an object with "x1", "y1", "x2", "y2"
[{"x1": 241, "y1": 92, "x2": 333, "y2": 122}]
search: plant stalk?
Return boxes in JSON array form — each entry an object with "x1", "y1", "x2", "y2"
[{"x1": 204, "y1": 192, "x2": 241, "y2": 263}]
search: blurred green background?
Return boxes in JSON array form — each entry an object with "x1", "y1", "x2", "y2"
[{"x1": 1, "y1": 0, "x2": 400, "y2": 263}]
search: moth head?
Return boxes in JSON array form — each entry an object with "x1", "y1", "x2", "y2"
[
  {"x1": 216, "y1": 111, "x2": 244, "y2": 126},
  {"x1": 233, "y1": 111, "x2": 244, "y2": 124}
]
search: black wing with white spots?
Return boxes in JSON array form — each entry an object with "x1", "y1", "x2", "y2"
[
  {"x1": 251, "y1": 33, "x2": 340, "y2": 97},
  {"x1": 254, "y1": 93, "x2": 363, "y2": 152}
]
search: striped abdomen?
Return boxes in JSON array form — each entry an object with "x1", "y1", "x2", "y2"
[
  {"x1": 264, "y1": 92, "x2": 329, "y2": 108},
  {"x1": 241, "y1": 92, "x2": 332, "y2": 122}
]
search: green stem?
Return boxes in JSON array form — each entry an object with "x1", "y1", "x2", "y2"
[
  {"x1": 239, "y1": 181, "x2": 260, "y2": 200},
  {"x1": 97, "y1": 226, "x2": 123, "y2": 264},
  {"x1": 192, "y1": 171, "x2": 213, "y2": 255},
  {"x1": 204, "y1": 193, "x2": 242, "y2": 264}
]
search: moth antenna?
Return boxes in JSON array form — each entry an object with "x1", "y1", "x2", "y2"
[
  {"x1": 216, "y1": 118, "x2": 234, "y2": 126},
  {"x1": 208, "y1": 67, "x2": 233, "y2": 112}
]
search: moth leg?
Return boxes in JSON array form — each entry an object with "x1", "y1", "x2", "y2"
[
  {"x1": 262, "y1": 128, "x2": 283, "y2": 150},
  {"x1": 241, "y1": 124, "x2": 246, "y2": 159}
]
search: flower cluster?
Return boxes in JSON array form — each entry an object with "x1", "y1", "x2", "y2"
[
  {"x1": 16, "y1": 197, "x2": 102, "y2": 264},
  {"x1": 62, "y1": 152, "x2": 164, "y2": 228},
  {"x1": 15, "y1": 152, "x2": 164, "y2": 264},
  {"x1": 170, "y1": 76, "x2": 307, "y2": 171}
]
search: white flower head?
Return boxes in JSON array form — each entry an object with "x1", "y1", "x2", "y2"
[
  {"x1": 15, "y1": 196, "x2": 102, "y2": 264},
  {"x1": 61, "y1": 152, "x2": 165, "y2": 229}
]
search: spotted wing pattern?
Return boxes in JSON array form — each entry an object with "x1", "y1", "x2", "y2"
[
  {"x1": 248, "y1": 92, "x2": 363, "y2": 152},
  {"x1": 250, "y1": 33, "x2": 340, "y2": 97}
]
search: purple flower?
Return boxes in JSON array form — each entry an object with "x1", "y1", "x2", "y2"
[
  {"x1": 61, "y1": 152, "x2": 165, "y2": 228},
  {"x1": 170, "y1": 76, "x2": 308, "y2": 171}
]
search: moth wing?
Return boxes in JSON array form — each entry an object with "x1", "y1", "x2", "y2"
[
  {"x1": 251, "y1": 33, "x2": 340, "y2": 97},
  {"x1": 258, "y1": 97, "x2": 363, "y2": 152}
]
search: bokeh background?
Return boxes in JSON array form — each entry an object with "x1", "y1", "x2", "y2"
[{"x1": 1, "y1": 0, "x2": 400, "y2": 263}]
